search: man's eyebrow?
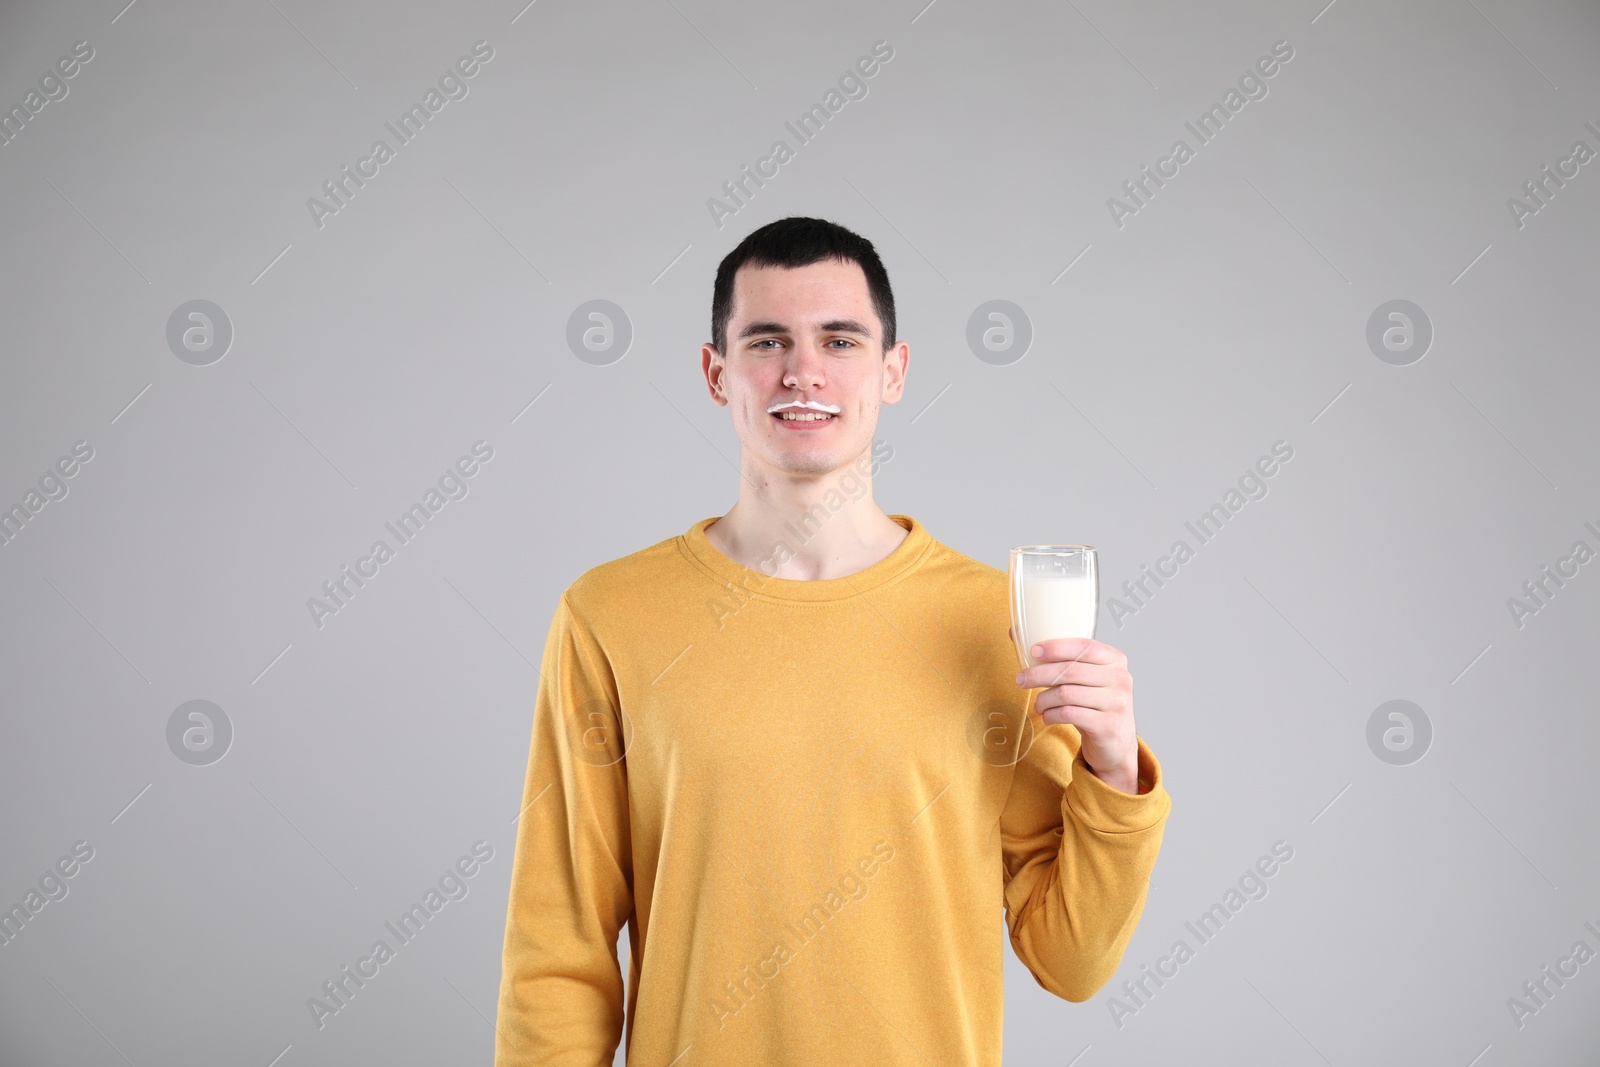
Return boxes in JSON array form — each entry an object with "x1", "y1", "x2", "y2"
[
  {"x1": 736, "y1": 320, "x2": 789, "y2": 340},
  {"x1": 736, "y1": 318, "x2": 874, "y2": 340}
]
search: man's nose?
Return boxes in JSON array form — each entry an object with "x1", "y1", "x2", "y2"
[{"x1": 783, "y1": 342, "x2": 827, "y2": 388}]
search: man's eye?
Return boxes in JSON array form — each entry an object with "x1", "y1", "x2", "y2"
[
  {"x1": 753, "y1": 339, "x2": 780, "y2": 349},
  {"x1": 828, "y1": 339, "x2": 855, "y2": 349}
]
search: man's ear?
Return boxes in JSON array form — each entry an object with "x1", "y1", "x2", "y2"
[
  {"x1": 702, "y1": 342, "x2": 730, "y2": 407},
  {"x1": 880, "y1": 340, "x2": 910, "y2": 404}
]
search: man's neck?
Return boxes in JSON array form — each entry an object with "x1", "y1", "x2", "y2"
[{"x1": 704, "y1": 461, "x2": 908, "y2": 581}]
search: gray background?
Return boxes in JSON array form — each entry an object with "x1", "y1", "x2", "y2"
[{"x1": 2, "y1": 0, "x2": 1597, "y2": 1063}]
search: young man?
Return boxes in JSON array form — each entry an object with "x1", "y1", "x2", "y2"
[{"x1": 494, "y1": 217, "x2": 1170, "y2": 1065}]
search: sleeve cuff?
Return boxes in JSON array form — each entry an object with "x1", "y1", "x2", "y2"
[{"x1": 1065, "y1": 735, "x2": 1171, "y2": 833}]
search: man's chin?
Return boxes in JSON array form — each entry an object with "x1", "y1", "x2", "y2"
[
  {"x1": 779, "y1": 457, "x2": 839, "y2": 477},
  {"x1": 765, "y1": 449, "x2": 844, "y2": 478}
]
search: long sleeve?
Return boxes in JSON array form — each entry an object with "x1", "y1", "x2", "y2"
[
  {"x1": 999, "y1": 717, "x2": 1171, "y2": 1003},
  {"x1": 495, "y1": 592, "x2": 635, "y2": 1065}
]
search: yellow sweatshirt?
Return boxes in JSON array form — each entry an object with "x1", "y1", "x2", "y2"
[{"x1": 494, "y1": 514, "x2": 1171, "y2": 1065}]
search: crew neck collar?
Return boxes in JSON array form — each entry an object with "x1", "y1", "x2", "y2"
[{"x1": 678, "y1": 513, "x2": 934, "y2": 603}]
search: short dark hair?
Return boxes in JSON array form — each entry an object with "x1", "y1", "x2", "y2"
[{"x1": 710, "y1": 216, "x2": 896, "y2": 357}]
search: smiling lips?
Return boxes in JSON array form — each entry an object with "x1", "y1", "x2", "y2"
[{"x1": 768, "y1": 400, "x2": 840, "y2": 426}]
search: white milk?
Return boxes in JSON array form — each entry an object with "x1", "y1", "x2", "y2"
[{"x1": 1017, "y1": 574, "x2": 1097, "y2": 665}]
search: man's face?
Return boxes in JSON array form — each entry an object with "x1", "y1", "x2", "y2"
[{"x1": 702, "y1": 258, "x2": 907, "y2": 480}]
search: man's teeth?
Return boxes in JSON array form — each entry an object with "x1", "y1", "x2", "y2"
[{"x1": 776, "y1": 411, "x2": 834, "y2": 421}]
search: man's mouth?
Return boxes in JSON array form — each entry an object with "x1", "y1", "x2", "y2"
[{"x1": 768, "y1": 400, "x2": 841, "y2": 425}]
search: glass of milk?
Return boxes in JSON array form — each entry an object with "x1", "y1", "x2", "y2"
[{"x1": 1009, "y1": 545, "x2": 1098, "y2": 670}]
